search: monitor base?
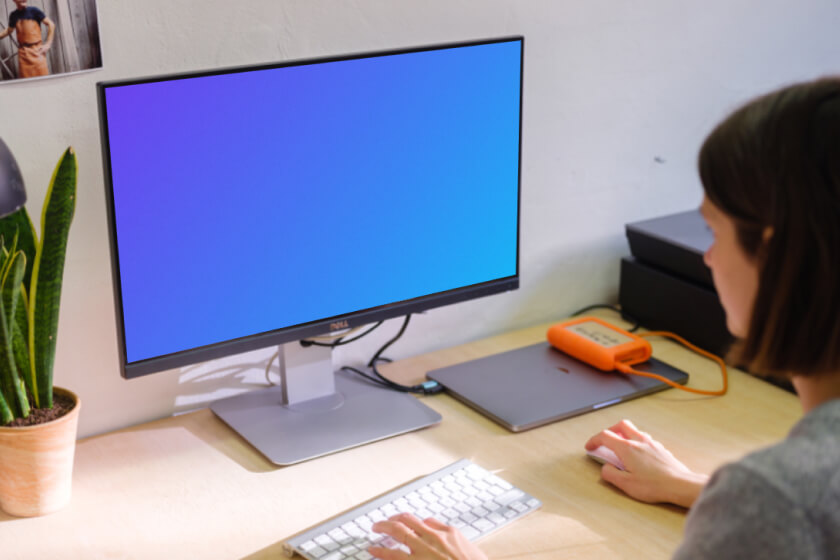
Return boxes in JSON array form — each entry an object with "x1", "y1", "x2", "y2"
[{"x1": 210, "y1": 368, "x2": 442, "y2": 466}]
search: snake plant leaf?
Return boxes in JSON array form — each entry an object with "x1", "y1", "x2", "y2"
[
  {"x1": 0, "y1": 247, "x2": 12, "y2": 412},
  {"x1": 13, "y1": 285, "x2": 31, "y2": 401},
  {"x1": 29, "y1": 147, "x2": 76, "y2": 410},
  {"x1": 0, "y1": 389, "x2": 13, "y2": 425},
  {"x1": 0, "y1": 251, "x2": 29, "y2": 418},
  {"x1": 0, "y1": 208, "x2": 36, "y2": 290},
  {"x1": 0, "y1": 228, "x2": 33, "y2": 412}
]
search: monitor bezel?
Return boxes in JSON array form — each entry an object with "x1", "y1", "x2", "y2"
[{"x1": 97, "y1": 35, "x2": 524, "y2": 379}]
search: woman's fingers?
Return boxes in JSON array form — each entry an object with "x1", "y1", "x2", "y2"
[
  {"x1": 584, "y1": 428, "x2": 632, "y2": 452},
  {"x1": 423, "y1": 516, "x2": 451, "y2": 531},
  {"x1": 372, "y1": 516, "x2": 426, "y2": 550},
  {"x1": 607, "y1": 419, "x2": 648, "y2": 441},
  {"x1": 388, "y1": 513, "x2": 435, "y2": 536},
  {"x1": 371, "y1": 513, "x2": 488, "y2": 560}
]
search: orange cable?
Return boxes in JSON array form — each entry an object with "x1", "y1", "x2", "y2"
[{"x1": 615, "y1": 331, "x2": 728, "y2": 396}]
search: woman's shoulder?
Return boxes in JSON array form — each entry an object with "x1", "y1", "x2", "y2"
[
  {"x1": 731, "y1": 399, "x2": 840, "y2": 505},
  {"x1": 674, "y1": 401, "x2": 840, "y2": 558},
  {"x1": 673, "y1": 427, "x2": 840, "y2": 559}
]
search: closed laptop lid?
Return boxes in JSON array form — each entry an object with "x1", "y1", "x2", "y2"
[{"x1": 427, "y1": 342, "x2": 688, "y2": 432}]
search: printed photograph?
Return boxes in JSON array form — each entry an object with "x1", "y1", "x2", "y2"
[{"x1": 0, "y1": 0, "x2": 101, "y2": 83}]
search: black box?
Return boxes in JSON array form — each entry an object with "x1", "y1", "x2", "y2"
[
  {"x1": 619, "y1": 257, "x2": 733, "y2": 357},
  {"x1": 620, "y1": 209, "x2": 734, "y2": 357},
  {"x1": 625, "y1": 209, "x2": 713, "y2": 287}
]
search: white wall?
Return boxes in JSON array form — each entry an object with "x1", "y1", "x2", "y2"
[{"x1": 0, "y1": 0, "x2": 837, "y2": 438}]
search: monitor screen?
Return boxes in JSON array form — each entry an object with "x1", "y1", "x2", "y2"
[{"x1": 98, "y1": 37, "x2": 523, "y2": 379}]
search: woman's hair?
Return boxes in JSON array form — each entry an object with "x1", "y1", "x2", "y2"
[{"x1": 698, "y1": 77, "x2": 840, "y2": 377}]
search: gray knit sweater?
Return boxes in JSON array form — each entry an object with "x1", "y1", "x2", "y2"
[{"x1": 673, "y1": 399, "x2": 840, "y2": 559}]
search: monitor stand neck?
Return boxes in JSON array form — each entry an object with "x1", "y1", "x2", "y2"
[{"x1": 279, "y1": 342, "x2": 343, "y2": 411}]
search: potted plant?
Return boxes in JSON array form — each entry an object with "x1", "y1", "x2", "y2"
[{"x1": 0, "y1": 138, "x2": 78, "y2": 517}]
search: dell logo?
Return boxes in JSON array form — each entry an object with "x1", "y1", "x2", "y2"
[{"x1": 330, "y1": 320, "x2": 350, "y2": 331}]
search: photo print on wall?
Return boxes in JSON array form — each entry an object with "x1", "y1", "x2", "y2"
[{"x1": 0, "y1": 0, "x2": 101, "y2": 83}]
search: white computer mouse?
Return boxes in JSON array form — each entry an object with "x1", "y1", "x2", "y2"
[{"x1": 586, "y1": 445, "x2": 625, "y2": 471}]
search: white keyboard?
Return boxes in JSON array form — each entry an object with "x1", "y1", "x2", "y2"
[{"x1": 283, "y1": 459, "x2": 541, "y2": 560}]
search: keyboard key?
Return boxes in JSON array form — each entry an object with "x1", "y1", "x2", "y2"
[
  {"x1": 465, "y1": 466, "x2": 486, "y2": 481},
  {"x1": 328, "y1": 528, "x2": 351, "y2": 544},
  {"x1": 422, "y1": 493, "x2": 440, "y2": 504},
  {"x1": 487, "y1": 475, "x2": 513, "y2": 490},
  {"x1": 494, "y1": 489, "x2": 524, "y2": 506},
  {"x1": 488, "y1": 512, "x2": 506, "y2": 525},
  {"x1": 443, "y1": 508, "x2": 460, "y2": 519},
  {"x1": 472, "y1": 518, "x2": 495, "y2": 533},
  {"x1": 483, "y1": 500, "x2": 502, "y2": 512},
  {"x1": 488, "y1": 485, "x2": 505, "y2": 496},
  {"x1": 397, "y1": 502, "x2": 414, "y2": 513},
  {"x1": 510, "y1": 501, "x2": 529, "y2": 513},
  {"x1": 460, "y1": 512, "x2": 478, "y2": 524},
  {"x1": 471, "y1": 506, "x2": 490, "y2": 517},
  {"x1": 440, "y1": 497, "x2": 456, "y2": 508}
]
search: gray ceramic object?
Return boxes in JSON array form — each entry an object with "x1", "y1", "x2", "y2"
[{"x1": 0, "y1": 138, "x2": 27, "y2": 218}]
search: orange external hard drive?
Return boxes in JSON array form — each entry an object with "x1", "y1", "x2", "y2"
[{"x1": 547, "y1": 316, "x2": 652, "y2": 371}]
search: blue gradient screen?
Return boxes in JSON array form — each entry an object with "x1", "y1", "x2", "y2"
[{"x1": 103, "y1": 40, "x2": 521, "y2": 364}]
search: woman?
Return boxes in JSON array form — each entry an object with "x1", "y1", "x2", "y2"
[{"x1": 369, "y1": 77, "x2": 840, "y2": 559}]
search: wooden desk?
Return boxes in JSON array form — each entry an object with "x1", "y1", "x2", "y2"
[{"x1": 1, "y1": 318, "x2": 800, "y2": 559}]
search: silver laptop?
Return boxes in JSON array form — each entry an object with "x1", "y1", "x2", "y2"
[{"x1": 427, "y1": 342, "x2": 689, "y2": 432}]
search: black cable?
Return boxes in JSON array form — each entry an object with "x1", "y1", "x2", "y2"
[
  {"x1": 367, "y1": 315, "x2": 412, "y2": 368},
  {"x1": 300, "y1": 321, "x2": 385, "y2": 348},
  {"x1": 340, "y1": 314, "x2": 444, "y2": 395},
  {"x1": 570, "y1": 304, "x2": 642, "y2": 332},
  {"x1": 340, "y1": 365, "x2": 402, "y2": 390}
]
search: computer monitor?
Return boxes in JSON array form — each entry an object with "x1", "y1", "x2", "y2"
[{"x1": 97, "y1": 36, "x2": 523, "y2": 465}]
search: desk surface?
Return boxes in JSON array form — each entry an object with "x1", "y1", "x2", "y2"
[{"x1": 1, "y1": 317, "x2": 801, "y2": 559}]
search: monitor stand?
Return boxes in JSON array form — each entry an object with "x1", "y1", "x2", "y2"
[{"x1": 210, "y1": 341, "x2": 442, "y2": 466}]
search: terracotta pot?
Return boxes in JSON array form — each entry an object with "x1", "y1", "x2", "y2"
[{"x1": 0, "y1": 387, "x2": 80, "y2": 517}]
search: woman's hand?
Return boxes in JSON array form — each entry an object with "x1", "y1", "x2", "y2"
[
  {"x1": 368, "y1": 513, "x2": 488, "y2": 560},
  {"x1": 585, "y1": 419, "x2": 708, "y2": 508}
]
